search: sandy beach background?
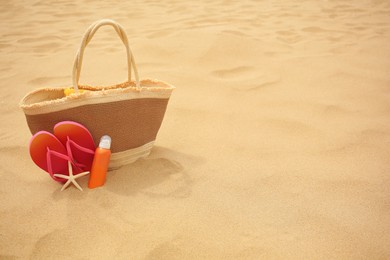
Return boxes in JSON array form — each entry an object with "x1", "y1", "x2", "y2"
[{"x1": 1, "y1": 0, "x2": 390, "y2": 258}]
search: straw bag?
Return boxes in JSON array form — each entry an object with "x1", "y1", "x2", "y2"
[{"x1": 20, "y1": 19, "x2": 175, "y2": 169}]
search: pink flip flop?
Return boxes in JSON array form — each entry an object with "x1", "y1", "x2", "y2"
[
  {"x1": 29, "y1": 131, "x2": 70, "y2": 183},
  {"x1": 53, "y1": 121, "x2": 96, "y2": 173}
]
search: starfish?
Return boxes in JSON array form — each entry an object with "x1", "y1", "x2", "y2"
[{"x1": 53, "y1": 161, "x2": 89, "y2": 191}]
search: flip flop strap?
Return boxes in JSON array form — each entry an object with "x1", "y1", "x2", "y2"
[
  {"x1": 65, "y1": 137, "x2": 95, "y2": 170},
  {"x1": 46, "y1": 147, "x2": 70, "y2": 177},
  {"x1": 66, "y1": 137, "x2": 95, "y2": 155}
]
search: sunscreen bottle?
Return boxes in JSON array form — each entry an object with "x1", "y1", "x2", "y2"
[{"x1": 88, "y1": 135, "x2": 111, "y2": 189}]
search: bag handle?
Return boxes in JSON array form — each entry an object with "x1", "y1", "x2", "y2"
[{"x1": 72, "y1": 19, "x2": 141, "y2": 93}]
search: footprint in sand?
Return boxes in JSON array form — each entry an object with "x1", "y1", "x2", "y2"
[
  {"x1": 144, "y1": 241, "x2": 183, "y2": 259},
  {"x1": 0, "y1": 43, "x2": 12, "y2": 50},
  {"x1": 17, "y1": 35, "x2": 66, "y2": 54},
  {"x1": 146, "y1": 29, "x2": 173, "y2": 39},
  {"x1": 301, "y1": 26, "x2": 327, "y2": 33},
  {"x1": 17, "y1": 36, "x2": 64, "y2": 44},
  {"x1": 211, "y1": 66, "x2": 254, "y2": 79},
  {"x1": 106, "y1": 157, "x2": 192, "y2": 198},
  {"x1": 28, "y1": 76, "x2": 68, "y2": 86},
  {"x1": 222, "y1": 29, "x2": 249, "y2": 37},
  {"x1": 276, "y1": 30, "x2": 303, "y2": 44},
  {"x1": 211, "y1": 66, "x2": 281, "y2": 91},
  {"x1": 33, "y1": 42, "x2": 63, "y2": 53},
  {"x1": 31, "y1": 224, "x2": 123, "y2": 259}
]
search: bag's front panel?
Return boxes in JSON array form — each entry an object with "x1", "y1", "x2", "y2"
[{"x1": 25, "y1": 98, "x2": 170, "y2": 153}]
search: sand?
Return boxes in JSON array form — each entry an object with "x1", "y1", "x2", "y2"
[{"x1": 1, "y1": 0, "x2": 390, "y2": 258}]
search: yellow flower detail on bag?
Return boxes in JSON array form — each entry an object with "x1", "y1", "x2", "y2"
[{"x1": 64, "y1": 87, "x2": 85, "y2": 96}]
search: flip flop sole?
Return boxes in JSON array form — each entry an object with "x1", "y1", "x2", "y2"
[{"x1": 29, "y1": 131, "x2": 69, "y2": 183}]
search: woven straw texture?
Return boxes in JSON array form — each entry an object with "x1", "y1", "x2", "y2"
[{"x1": 24, "y1": 97, "x2": 169, "y2": 153}]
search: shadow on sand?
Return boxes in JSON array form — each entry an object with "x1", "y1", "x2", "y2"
[{"x1": 104, "y1": 146, "x2": 203, "y2": 198}]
